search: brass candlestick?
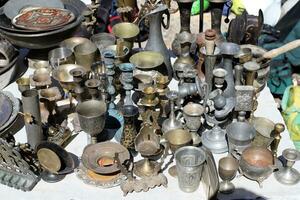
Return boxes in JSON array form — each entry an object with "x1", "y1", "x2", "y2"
[
  {"x1": 270, "y1": 123, "x2": 285, "y2": 160},
  {"x1": 243, "y1": 61, "x2": 260, "y2": 86}
]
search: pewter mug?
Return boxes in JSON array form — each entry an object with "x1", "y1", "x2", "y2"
[{"x1": 175, "y1": 146, "x2": 206, "y2": 193}]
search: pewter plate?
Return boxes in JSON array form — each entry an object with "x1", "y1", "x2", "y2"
[{"x1": 12, "y1": 7, "x2": 75, "y2": 31}]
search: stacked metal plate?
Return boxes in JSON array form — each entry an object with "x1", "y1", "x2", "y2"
[{"x1": 0, "y1": 0, "x2": 87, "y2": 49}]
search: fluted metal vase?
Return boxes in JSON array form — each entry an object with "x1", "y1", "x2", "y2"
[
  {"x1": 177, "y1": 0, "x2": 195, "y2": 33},
  {"x1": 172, "y1": 0, "x2": 196, "y2": 56}
]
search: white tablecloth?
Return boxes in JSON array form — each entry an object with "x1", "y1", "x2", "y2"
[{"x1": 1, "y1": 64, "x2": 299, "y2": 200}]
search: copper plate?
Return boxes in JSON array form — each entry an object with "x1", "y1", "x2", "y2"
[
  {"x1": 81, "y1": 142, "x2": 130, "y2": 174},
  {"x1": 12, "y1": 7, "x2": 75, "y2": 31}
]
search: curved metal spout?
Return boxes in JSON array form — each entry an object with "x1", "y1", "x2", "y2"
[
  {"x1": 139, "y1": 4, "x2": 172, "y2": 80},
  {"x1": 222, "y1": 57, "x2": 235, "y2": 98}
]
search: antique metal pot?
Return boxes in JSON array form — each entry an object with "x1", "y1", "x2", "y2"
[
  {"x1": 76, "y1": 99, "x2": 107, "y2": 143},
  {"x1": 173, "y1": 31, "x2": 196, "y2": 80},
  {"x1": 240, "y1": 146, "x2": 275, "y2": 187},
  {"x1": 48, "y1": 47, "x2": 75, "y2": 69},
  {"x1": 52, "y1": 64, "x2": 87, "y2": 91},
  {"x1": 202, "y1": 126, "x2": 228, "y2": 154},
  {"x1": 135, "y1": 124, "x2": 160, "y2": 157},
  {"x1": 162, "y1": 91, "x2": 182, "y2": 134},
  {"x1": 226, "y1": 121, "x2": 256, "y2": 158}
]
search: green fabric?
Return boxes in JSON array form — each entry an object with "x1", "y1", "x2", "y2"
[
  {"x1": 281, "y1": 86, "x2": 300, "y2": 150},
  {"x1": 231, "y1": 0, "x2": 245, "y2": 15},
  {"x1": 191, "y1": 0, "x2": 209, "y2": 15}
]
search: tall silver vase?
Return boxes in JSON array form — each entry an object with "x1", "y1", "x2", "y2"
[{"x1": 142, "y1": 4, "x2": 172, "y2": 80}]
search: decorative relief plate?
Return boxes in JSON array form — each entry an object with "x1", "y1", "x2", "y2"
[{"x1": 12, "y1": 7, "x2": 75, "y2": 31}]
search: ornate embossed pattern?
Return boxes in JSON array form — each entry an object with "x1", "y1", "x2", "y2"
[
  {"x1": 12, "y1": 8, "x2": 75, "y2": 31},
  {"x1": 235, "y1": 86, "x2": 255, "y2": 111},
  {"x1": 121, "y1": 117, "x2": 137, "y2": 150}
]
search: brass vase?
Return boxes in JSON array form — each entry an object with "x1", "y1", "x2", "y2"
[
  {"x1": 209, "y1": 0, "x2": 227, "y2": 43},
  {"x1": 172, "y1": 0, "x2": 196, "y2": 56},
  {"x1": 176, "y1": 0, "x2": 195, "y2": 33},
  {"x1": 121, "y1": 105, "x2": 139, "y2": 151}
]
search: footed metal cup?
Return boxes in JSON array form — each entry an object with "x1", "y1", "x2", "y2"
[
  {"x1": 76, "y1": 100, "x2": 107, "y2": 143},
  {"x1": 183, "y1": 103, "x2": 204, "y2": 132}
]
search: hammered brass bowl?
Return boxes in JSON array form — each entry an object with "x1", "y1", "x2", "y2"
[
  {"x1": 112, "y1": 22, "x2": 139, "y2": 40},
  {"x1": 165, "y1": 129, "x2": 192, "y2": 153},
  {"x1": 130, "y1": 51, "x2": 164, "y2": 70}
]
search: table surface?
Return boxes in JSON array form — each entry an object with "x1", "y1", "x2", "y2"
[
  {"x1": 0, "y1": 1, "x2": 298, "y2": 199},
  {"x1": 1, "y1": 65, "x2": 299, "y2": 200}
]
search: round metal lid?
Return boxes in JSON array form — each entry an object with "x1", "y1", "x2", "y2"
[{"x1": 37, "y1": 148, "x2": 61, "y2": 173}]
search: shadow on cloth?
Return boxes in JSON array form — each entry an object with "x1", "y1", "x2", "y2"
[{"x1": 217, "y1": 188, "x2": 267, "y2": 200}]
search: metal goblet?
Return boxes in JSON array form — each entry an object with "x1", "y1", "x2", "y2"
[
  {"x1": 218, "y1": 156, "x2": 239, "y2": 194},
  {"x1": 76, "y1": 100, "x2": 107, "y2": 144},
  {"x1": 183, "y1": 102, "x2": 205, "y2": 132}
]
